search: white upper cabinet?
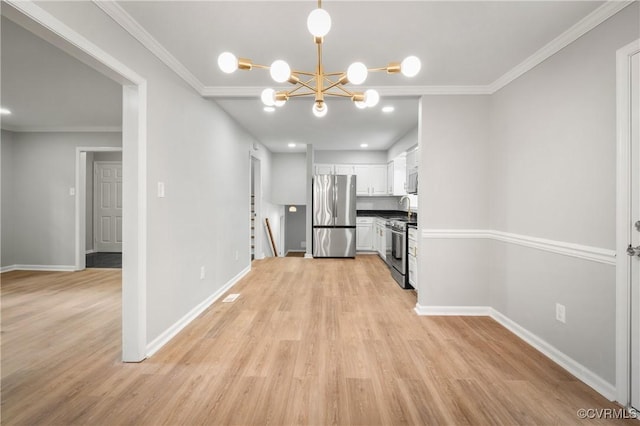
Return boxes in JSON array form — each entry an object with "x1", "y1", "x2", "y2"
[
  {"x1": 388, "y1": 155, "x2": 407, "y2": 196},
  {"x1": 353, "y1": 164, "x2": 387, "y2": 196},
  {"x1": 387, "y1": 162, "x2": 394, "y2": 195},
  {"x1": 315, "y1": 164, "x2": 334, "y2": 175},
  {"x1": 406, "y1": 147, "x2": 419, "y2": 172},
  {"x1": 334, "y1": 164, "x2": 355, "y2": 175},
  {"x1": 314, "y1": 162, "x2": 387, "y2": 196}
]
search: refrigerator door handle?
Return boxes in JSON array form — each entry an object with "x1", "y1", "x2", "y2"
[{"x1": 336, "y1": 176, "x2": 339, "y2": 219}]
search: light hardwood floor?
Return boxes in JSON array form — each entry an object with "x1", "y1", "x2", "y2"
[{"x1": 1, "y1": 257, "x2": 629, "y2": 425}]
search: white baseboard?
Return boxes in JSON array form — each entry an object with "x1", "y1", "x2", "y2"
[
  {"x1": 414, "y1": 303, "x2": 616, "y2": 401},
  {"x1": 145, "y1": 265, "x2": 251, "y2": 357},
  {"x1": 1, "y1": 264, "x2": 76, "y2": 273},
  {"x1": 489, "y1": 308, "x2": 616, "y2": 401},
  {"x1": 414, "y1": 304, "x2": 491, "y2": 316}
]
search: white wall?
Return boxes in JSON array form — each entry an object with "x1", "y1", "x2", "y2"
[
  {"x1": 418, "y1": 95, "x2": 492, "y2": 307},
  {"x1": 487, "y1": 3, "x2": 639, "y2": 385},
  {"x1": 30, "y1": 1, "x2": 259, "y2": 344},
  {"x1": 1, "y1": 131, "x2": 122, "y2": 268},
  {"x1": 314, "y1": 150, "x2": 387, "y2": 164},
  {"x1": 272, "y1": 153, "x2": 306, "y2": 205}
]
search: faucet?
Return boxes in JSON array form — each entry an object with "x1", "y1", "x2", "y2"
[{"x1": 399, "y1": 195, "x2": 411, "y2": 221}]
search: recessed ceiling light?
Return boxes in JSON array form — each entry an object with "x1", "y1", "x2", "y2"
[
  {"x1": 382, "y1": 106, "x2": 394, "y2": 113},
  {"x1": 264, "y1": 106, "x2": 275, "y2": 112},
  {"x1": 0, "y1": 108, "x2": 11, "y2": 115},
  {"x1": 288, "y1": 143, "x2": 296, "y2": 148},
  {"x1": 360, "y1": 143, "x2": 368, "y2": 148}
]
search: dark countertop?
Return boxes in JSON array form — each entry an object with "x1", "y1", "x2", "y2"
[{"x1": 357, "y1": 210, "x2": 417, "y2": 221}]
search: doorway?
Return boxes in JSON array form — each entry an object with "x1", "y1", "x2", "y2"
[
  {"x1": 4, "y1": 1, "x2": 148, "y2": 362},
  {"x1": 615, "y1": 39, "x2": 640, "y2": 411},
  {"x1": 630, "y1": 49, "x2": 639, "y2": 413},
  {"x1": 86, "y1": 154, "x2": 123, "y2": 268},
  {"x1": 251, "y1": 156, "x2": 262, "y2": 260}
]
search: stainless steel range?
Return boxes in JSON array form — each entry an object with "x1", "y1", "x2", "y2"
[{"x1": 386, "y1": 219, "x2": 412, "y2": 289}]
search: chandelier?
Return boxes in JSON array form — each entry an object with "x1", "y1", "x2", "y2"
[{"x1": 217, "y1": 0, "x2": 421, "y2": 118}]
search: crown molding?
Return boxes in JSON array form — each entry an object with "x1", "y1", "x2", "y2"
[
  {"x1": 1, "y1": 125, "x2": 122, "y2": 133},
  {"x1": 93, "y1": 0, "x2": 205, "y2": 94},
  {"x1": 488, "y1": 0, "x2": 634, "y2": 93},
  {"x1": 94, "y1": 0, "x2": 631, "y2": 99}
]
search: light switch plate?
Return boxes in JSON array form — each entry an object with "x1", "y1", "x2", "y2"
[{"x1": 157, "y1": 182, "x2": 165, "y2": 198}]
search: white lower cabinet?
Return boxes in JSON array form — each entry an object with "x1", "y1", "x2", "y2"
[
  {"x1": 356, "y1": 217, "x2": 374, "y2": 251},
  {"x1": 375, "y1": 218, "x2": 386, "y2": 259},
  {"x1": 408, "y1": 227, "x2": 418, "y2": 289}
]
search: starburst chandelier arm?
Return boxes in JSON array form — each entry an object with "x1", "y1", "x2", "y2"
[{"x1": 285, "y1": 91, "x2": 317, "y2": 98}]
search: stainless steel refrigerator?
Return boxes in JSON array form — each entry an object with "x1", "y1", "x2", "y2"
[{"x1": 312, "y1": 174, "x2": 357, "y2": 258}]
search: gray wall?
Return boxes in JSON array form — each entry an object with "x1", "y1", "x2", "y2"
[
  {"x1": 1, "y1": 131, "x2": 122, "y2": 267},
  {"x1": 86, "y1": 150, "x2": 123, "y2": 251},
  {"x1": 387, "y1": 126, "x2": 418, "y2": 162},
  {"x1": 417, "y1": 3, "x2": 639, "y2": 387},
  {"x1": 1, "y1": 130, "x2": 16, "y2": 267},
  {"x1": 487, "y1": 3, "x2": 639, "y2": 385},
  {"x1": 285, "y1": 205, "x2": 306, "y2": 252},
  {"x1": 272, "y1": 153, "x2": 306, "y2": 205},
  {"x1": 418, "y1": 95, "x2": 492, "y2": 307},
  {"x1": 33, "y1": 0, "x2": 259, "y2": 343}
]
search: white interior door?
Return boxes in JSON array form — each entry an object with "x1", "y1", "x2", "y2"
[
  {"x1": 630, "y1": 51, "x2": 639, "y2": 412},
  {"x1": 94, "y1": 161, "x2": 123, "y2": 252}
]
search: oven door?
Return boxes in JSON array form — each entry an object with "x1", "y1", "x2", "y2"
[{"x1": 389, "y1": 228, "x2": 406, "y2": 275}]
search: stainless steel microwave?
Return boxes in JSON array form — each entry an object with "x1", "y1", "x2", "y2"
[{"x1": 407, "y1": 170, "x2": 418, "y2": 194}]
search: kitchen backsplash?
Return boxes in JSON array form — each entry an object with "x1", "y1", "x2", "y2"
[
  {"x1": 356, "y1": 195, "x2": 418, "y2": 211},
  {"x1": 357, "y1": 196, "x2": 402, "y2": 211}
]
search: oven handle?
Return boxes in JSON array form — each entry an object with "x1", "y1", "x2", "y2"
[{"x1": 389, "y1": 228, "x2": 405, "y2": 236}]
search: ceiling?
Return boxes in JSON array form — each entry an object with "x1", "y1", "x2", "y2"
[
  {"x1": 2, "y1": 1, "x2": 608, "y2": 152},
  {"x1": 0, "y1": 16, "x2": 122, "y2": 132}
]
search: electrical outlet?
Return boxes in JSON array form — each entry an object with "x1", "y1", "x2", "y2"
[
  {"x1": 555, "y1": 303, "x2": 566, "y2": 323},
  {"x1": 200, "y1": 266, "x2": 205, "y2": 280},
  {"x1": 69, "y1": 187, "x2": 76, "y2": 196},
  {"x1": 234, "y1": 250, "x2": 239, "y2": 261}
]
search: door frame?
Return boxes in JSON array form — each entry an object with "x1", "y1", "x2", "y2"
[
  {"x1": 615, "y1": 38, "x2": 640, "y2": 406},
  {"x1": 5, "y1": 0, "x2": 148, "y2": 363},
  {"x1": 76, "y1": 148, "x2": 123, "y2": 267}
]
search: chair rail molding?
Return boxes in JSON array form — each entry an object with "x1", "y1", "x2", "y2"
[{"x1": 421, "y1": 229, "x2": 616, "y2": 266}]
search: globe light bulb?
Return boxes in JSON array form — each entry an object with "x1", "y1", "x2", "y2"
[
  {"x1": 270, "y1": 60, "x2": 291, "y2": 83},
  {"x1": 217, "y1": 52, "x2": 238, "y2": 74},
  {"x1": 274, "y1": 99, "x2": 286, "y2": 107},
  {"x1": 307, "y1": 8, "x2": 331, "y2": 37},
  {"x1": 354, "y1": 101, "x2": 367, "y2": 109},
  {"x1": 401, "y1": 55, "x2": 421, "y2": 77},
  {"x1": 261, "y1": 88, "x2": 276, "y2": 107},
  {"x1": 347, "y1": 62, "x2": 368, "y2": 85},
  {"x1": 364, "y1": 89, "x2": 380, "y2": 108},
  {"x1": 312, "y1": 102, "x2": 328, "y2": 118}
]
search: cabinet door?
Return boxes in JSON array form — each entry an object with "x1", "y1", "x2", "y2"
[
  {"x1": 392, "y1": 156, "x2": 407, "y2": 195},
  {"x1": 356, "y1": 223, "x2": 373, "y2": 250},
  {"x1": 387, "y1": 162, "x2": 394, "y2": 194},
  {"x1": 369, "y1": 165, "x2": 388, "y2": 195},
  {"x1": 315, "y1": 164, "x2": 334, "y2": 175},
  {"x1": 334, "y1": 164, "x2": 355, "y2": 175},
  {"x1": 353, "y1": 165, "x2": 371, "y2": 195},
  {"x1": 408, "y1": 255, "x2": 417, "y2": 287}
]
